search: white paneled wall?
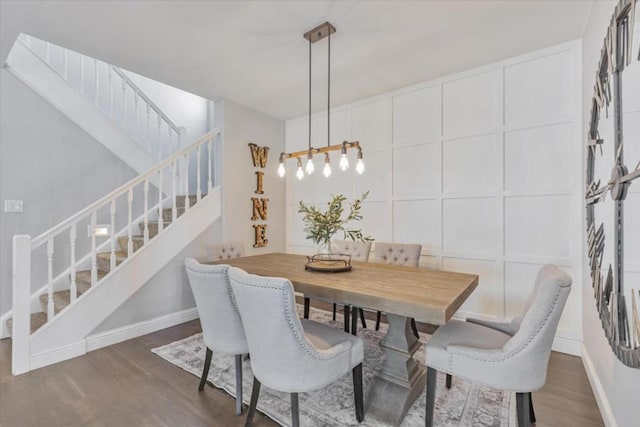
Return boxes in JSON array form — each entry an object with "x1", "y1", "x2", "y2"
[{"x1": 286, "y1": 40, "x2": 583, "y2": 354}]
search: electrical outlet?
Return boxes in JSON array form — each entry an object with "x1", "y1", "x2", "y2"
[{"x1": 4, "y1": 200, "x2": 24, "y2": 213}]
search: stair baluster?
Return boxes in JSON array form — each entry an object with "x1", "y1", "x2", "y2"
[
  {"x1": 172, "y1": 160, "x2": 177, "y2": 222},
  {"x1": 91, "y1": 211, "x2": 98, "y2": 287},
  {"x1": 146, "y1": 104, "x2": 151, "y2": 153},
  {"x1": 69, "y1": 224, "x2": 77, "y2": 303},
  {"x1": 108, "y1": 67, "x2": 114, "y2": 118},
  {"x1": 127, "y1": 189, "x2": 133, "y2": 257},
  {"x1": 46, "y1": 238, "x2": 54, "y2": 321},
  {"x1": 184, "y1": 153, "x2": 190, "y2": 211},
  {"x1": 80, "y1": 55, "x2": 84, "y2": 93},
  {"x1": 110, "y1": 199, "x2": 116, "y2": 271},
  {"x1": 94, "y1": 59, "x2": 99, "y2": 103},
  {"x1": 158, "y1": 170, "x2": 164, "y2": 233},
  {"x1": 208, "y1": 138, "x2": 213, "y2": 192},
  {"x1": 143, "y1": 179, "x2": 150, "y2": 244},
  {"x1": 196, "y1": 144, "x2": 202, "y2": 202},
  {"x1": 134, "y1": 92, "x2": 139, "y2": 139},
  {"x1": 122, "y1": 80, "x2": 127, "y2": 130},
  {"x1": 157, "y1": 114, "x2": 162, "y2": 160}
]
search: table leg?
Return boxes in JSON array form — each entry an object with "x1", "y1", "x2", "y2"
[{"x1": 365, "y1": 313, "x2": 426, "y2": 426}]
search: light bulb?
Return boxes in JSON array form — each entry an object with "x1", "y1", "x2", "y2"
[
  {"x1": 277, "y1": 162, "x2": 286, "y2": 178},
  {"x1": 323, "y1": 154, "x2": 331, "y2": 177},
  {"x1": 356, "y1": 158, "x2": 365, "y2": 175},
  {"x1": 339, "y1": 153, "x2": 349, "y2": 171},
  {"x1": 305, "y1": 156, "x2": 315, "y2": 174},
  {"x1": 296, "y1": 158, "x2": 304, "y2": 180}
]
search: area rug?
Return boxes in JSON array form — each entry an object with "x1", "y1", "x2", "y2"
[{"x1": 151, "y1": 307, "x2": 515, "y2": 426}]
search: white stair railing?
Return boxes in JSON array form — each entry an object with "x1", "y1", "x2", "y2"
[
  {"x1": 17, "y1": 33, "x2": 184, "y2": 160},
  {"x1": 12, "y1": 128, "x2": 219, "y2": 375}
]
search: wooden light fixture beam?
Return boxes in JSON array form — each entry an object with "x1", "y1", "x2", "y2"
[{"x1": 282, "y1": 141, "x2": 360, "y2": 160}]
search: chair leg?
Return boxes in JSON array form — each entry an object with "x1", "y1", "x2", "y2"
[
  {"x1": 198, "y1": 347, "x2": 213, "y2": 391},
  {"x1": 529, "y1": 392, "x2": 536, "y2": 423},
  {"x1": 411, "y1": 318, "x2": 420, "y2": 339},
  {"x1": 235, "y1": 354, "x2": 243, "y2": 416},
  {"x1": 291, "y1": 393, "x2": 300, "y2": 427},
  {"x1": 351, "y1": 306, "x2": 358, "y2": 336},
  {"x1": 516, "y1": 392, "x2": 532, "y2": 427},
  {"x1": 332, "y1": 303, "x2": 337, "y2": 321},
  {"x1": 445, "y1": 374, "x2": 452, "y2": 389},
  {"x1": 245, "y1": 377, "x2": 261, "y2": 427},
  {"x1": 425, "y1": 367, "x2": 437, "y2": 427},
  {"x1": 344, "y1": 305, "x2": 351, "y2": 333},
  {"x1": 303, "y1": 297, "x2": 310, "y2": 319},
  {"x1": 359, "y1": 308, "x2": 367, "y2": 329},
  {"x1": 375, "y1": 311, "x2": 382, "y2": 331},
  {"x1": 352, "y1": 363, "x2": 364, "y2": 422}
]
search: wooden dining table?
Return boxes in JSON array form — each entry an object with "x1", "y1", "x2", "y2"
[{"x1": 211, "y1": 252, "x2": 478, "y2": 426}]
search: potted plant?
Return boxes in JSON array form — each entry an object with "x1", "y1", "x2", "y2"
[{"x1": 298, "y1": 192, "x2": 372, "y2": 256}]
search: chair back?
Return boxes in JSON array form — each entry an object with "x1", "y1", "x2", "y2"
[
  {"x1": 374, "y1": 242, "x2": 421, "y2": 267},
  {"x1": 208, "y1": 242, "x2": 245, "y2": 260},
  {"x1": 503, "y1": 264, "x2": 572, "y2": 389},
  {"x1": 184, "y1": 258, "x2": 248, "y2": 355},
  {"x1": 332, "y1": 240, "x2": 372, "y2": 261},
  {"x1": 228, "y1": 267, "x2": 351, "y2": 392}
]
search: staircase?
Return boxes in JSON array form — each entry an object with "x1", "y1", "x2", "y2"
[
  {"x1": 5, "y1": 195, "x2": 200, "y2": 336},
  {"x1": 4, "y1": 33, "x2": 223, "y2": 376}
]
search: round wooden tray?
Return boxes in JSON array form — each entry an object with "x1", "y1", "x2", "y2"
[{"x1": 305, "y1": 254, "x2": 352, "y2": 273}]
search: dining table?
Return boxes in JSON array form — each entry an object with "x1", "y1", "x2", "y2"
[{"x1": 211, "y1": 252, "x2": 478, "y2": 426}]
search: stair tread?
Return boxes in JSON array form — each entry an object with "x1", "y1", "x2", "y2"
[
  {"x1": 96, "y1": 251, "x2": 128, "y2": 260},
  {"x1": 76, "y1": 270, "x2": 108, "y2": 282},
  {"x1": 5, "y1": 312, "x2": 47, "y2": 335},
  {"x1": 39, "y1": 290, "x2": 74, "y2": 315}
]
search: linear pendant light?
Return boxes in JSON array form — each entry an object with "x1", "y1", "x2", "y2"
[{"x1": 277, "y1": 22, "x2": 364, "y2": 179}]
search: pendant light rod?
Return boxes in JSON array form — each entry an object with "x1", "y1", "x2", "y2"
[
  {"x1": 327, "y1": 27, "x2": 331, "y2": 148},
  {"x1": 308, "y1": 37, "x2": 312, "y2": 153}
]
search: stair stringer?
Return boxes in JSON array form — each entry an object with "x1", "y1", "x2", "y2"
[
  {"x1": 5, "y1": 40, "x2": 172, "y2": 186},
  {"x1": 28, "y1": 187, "x2": 220, "y2": 370}
]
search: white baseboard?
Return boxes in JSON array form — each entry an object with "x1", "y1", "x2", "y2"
[
  {"x1": 86, "y1": 308, "x2": 199, "y2": 352},
  {"x1": 551, "y1": 336, "x2": 582, "y2": 356},
  {"x1": 582, "y1": 344, "x2": 618, "y2": 427},
  {"x1": 30, "y1": 340, "x2": 86, "y2": 371}
]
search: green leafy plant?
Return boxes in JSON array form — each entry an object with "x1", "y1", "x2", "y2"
[{"x1": 298, "y1": 192, "x2": 372, "y2": 252}]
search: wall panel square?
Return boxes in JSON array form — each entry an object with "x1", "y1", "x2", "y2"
[
  {"x1": 361, "y1": 201, "x2": 392, "y2": 242},
  {"x1": 393, "y1": 85, "x2": 441, "y2": 145},
  {"x1": 393, "y1": 200, "x2": 439, "y2": 250},
  {"x1": 505, "y1": 195, "x2": 572, "y2": 259},
  {"x1": 505, "y1": 123, "x2": 574, "y2": 192},
  {"x1": 443, "y1": 198, "x2": 499, "y2": 256},
  {"x1": 443, "y1": 257, "x2": 500, "y2": 319},
  {"x1": 443, "y1": 134, "x2": 499, "y2": 193},
  {"x1": 504, "y1": 51, "x2": 574, "y2": 128},
  {"x1": 393, "y1": 143, "x2": 440, "y2": 197},
  {"x1": 354, "y1": 149, "x2": 392, "y2": 201},
  {"x1": 352, "y1": 99, "x2": 392, "y2": 151},
  {"x1": 442, "y1": 70, "x2": 499, "y2": 138}
]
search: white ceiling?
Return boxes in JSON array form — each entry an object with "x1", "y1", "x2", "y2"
[{"x1": 1, "y1": 1, "x2": 593, "y2": 120}]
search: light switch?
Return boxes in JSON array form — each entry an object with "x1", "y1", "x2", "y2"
[{"x1": 4, "y1": 200, "x2": 24, "y2": 213}]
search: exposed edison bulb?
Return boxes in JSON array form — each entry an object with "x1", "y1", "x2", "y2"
[
  {"x1": 296, "y1": 158, "x2": 304, "y2": 180},
  {"x1": 323, "y1": 154, "x2": 332, "y2": 177},
  {"x1": 356, "y1": 158, "x2": 365, "y2": 175},
  {"x1": 305, "y1": 156, "x2": 315, "y2": 174},
  {"x1": 339, "y1": 153, "x2": 349, "y2": 171},
  {"x1": 277, "y1": 162, "x2": 286, "y2": 178}
]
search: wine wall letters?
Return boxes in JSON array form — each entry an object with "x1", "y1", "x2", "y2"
[{"x1": 249, "y1": 143, "x2": 269, "y2": 247}]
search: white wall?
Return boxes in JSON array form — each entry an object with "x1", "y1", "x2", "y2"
[
  {"x1": 581, "y1": 2, "x2": 640, "y2": 427},
  {"x1": 218, "y1": 99, "x2": 286, "y2": 254},
  {"x1": 285, "y1": 40, "x2": 584, "y2": 355},
  {"x1": 0, "y1": 68, "x2": 138, "y2": 316}
]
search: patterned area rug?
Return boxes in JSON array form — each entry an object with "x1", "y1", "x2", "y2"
[{"x1": 151, "y1": 307, "x2": 514, "y2": 426}]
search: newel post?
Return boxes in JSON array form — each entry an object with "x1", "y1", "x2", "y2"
[{"x1": 12, "y1": 235, "x2": 31, "y2": 375}]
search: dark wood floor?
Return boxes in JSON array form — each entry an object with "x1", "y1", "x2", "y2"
[{"x1": 0, "y1": 312, "x2": 604, "y2": 427}]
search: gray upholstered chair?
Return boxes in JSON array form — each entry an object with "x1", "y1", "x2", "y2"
[
  {"x1": 184, "y1": 258, "x2": 248, "y2": 416},
  {"x1": 303, "y1": 240, "x2": 372, "y2": 332},
  {"x1": 208, "y1": 242, "x2": 245, "y2": 260},
  {"x1": 424, "y1": 264, "x2": 572, "y2": 427},
  {"x1": 374, "y1": 242, "x2": 422, "y2": 337},
  {"x1": 228, "y1": 267, "x2": 365, "y2": 426}
]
